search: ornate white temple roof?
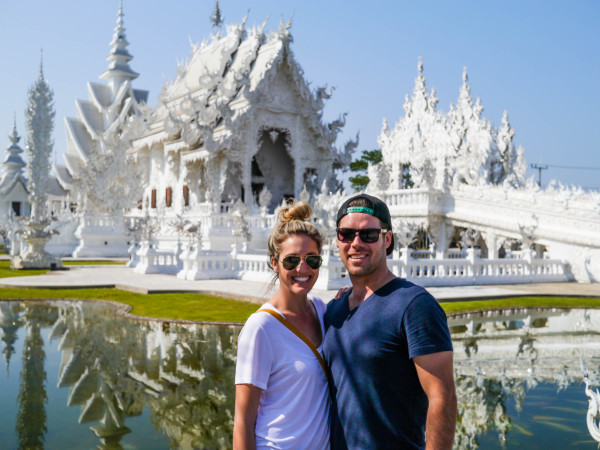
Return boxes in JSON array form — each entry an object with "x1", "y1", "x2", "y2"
[
  {"x1": 378, "y1": 59, "x2": 526, "y2": 191},
  {"x1": 53, "y1": 2, "x2": 148, "y2": 199},
  {"x1": 0, "y1": 119, "x2": 27, "y2": 195},
  {"x1": 132, "y1": 16, "x2": 352, "y2": 170},
  {"x1": 99, "y1": 1, "x2": 139, "y2": 85}
]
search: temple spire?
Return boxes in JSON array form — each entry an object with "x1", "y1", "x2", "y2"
[
  {"x1": 9, "y1": 113, "x2": 20, "y2": 145},
  {"x1": 25, "y1": 60, "x2": 55, "y2": 222},
  {"x1": 1, "y1": 115, "x2": 26, "y2": 180},
  {"x1": 39, "y1": 49, "x2": 44, "y2": 80},
  {"x1": 100, "y1": 1, "x2": 138, "y2": 93},
  {"x1": 457, "y1": 66, "x2": 474, "y2": 114},
  {"x1": 411, "y1": 57, "x2": 429, "y2": 113},
  {"x1": 211, "y1": 0, "x2": 223, "y2": 29}
]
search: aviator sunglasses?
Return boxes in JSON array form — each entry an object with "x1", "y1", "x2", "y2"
[
  {"x1": 279, "y1": 255, "x2": 323, "y2": 270},
  {"x1": 337, "y1": 228, "x2": 388, "y2": 244}
]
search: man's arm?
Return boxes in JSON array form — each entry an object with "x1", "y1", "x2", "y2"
[
  {"x1": 414, "y1": 350, "x2": 457, "y2": 450},
  {"x1": 233, "y1": 383, "x2": 262, "y2": 450}
]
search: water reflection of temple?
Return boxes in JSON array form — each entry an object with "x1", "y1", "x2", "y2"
[
  {"x1": 0, "y1": 300, "x2": 239, "y2": 449},
  {"x1": 3, "y1": 302, "x2": 599, "y2": 449},
  {"x1": 0, "y1": 301, "x2": 58, "y2": 448},
  {"x1": 53, "y1": 302, "x2": 238, "y2": 449},
  {"x1": 0, "y1": 301, "x2": 22, "y2": 373},
  {"x1": 450, "y1": 308, "x2": 600, "y2": 448}
]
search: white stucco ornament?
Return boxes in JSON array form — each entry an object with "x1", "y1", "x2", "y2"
[{"x1": 11, "y1": 62, "x2": 62, "y2": 269}]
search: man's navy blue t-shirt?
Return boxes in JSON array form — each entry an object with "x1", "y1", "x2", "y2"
[{"x1": 323, "y1": 278, "x2": 453, "y2": 449}]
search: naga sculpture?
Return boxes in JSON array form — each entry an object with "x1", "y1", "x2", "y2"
[{"x1": 580, "y1": 356, "x2": 600, "y2": 443}]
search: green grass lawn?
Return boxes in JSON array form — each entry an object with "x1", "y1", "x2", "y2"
[
  {"x1": 441, "y1": 296, "x2": 600, "y2": 314},
  {"x1": 0, "y1": 287, "x2": 259, "y2": 323},
  {"x1": 0, "y1": 260, "x2": 48, "y2": 277},
  {"x1": 0, "y1": 259, "x2": 126, "y2": 278},
  {"x1": 0, "y1": 281, "x2": 598, "y2": 323},
  {"x1": 62, "y1": 260, "x2": 127, "y2": 266}
]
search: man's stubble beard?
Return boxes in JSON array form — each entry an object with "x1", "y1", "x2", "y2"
[{"x1": 343, "y1": 242, "x2": 388, "y2": 280}]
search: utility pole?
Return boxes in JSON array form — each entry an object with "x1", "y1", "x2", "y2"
[{"x1": 530, "y1": 163, "x2": 548, "y2": 187}]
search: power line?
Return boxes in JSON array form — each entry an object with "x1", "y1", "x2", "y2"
[
  {"x1": 546, "y1": 164, "x2": 600, "y2": 171},
  {"x1": 530, "y1": 163, "x2": 547, "y2": 187}
]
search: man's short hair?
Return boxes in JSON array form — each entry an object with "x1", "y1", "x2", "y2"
[{"x1": 336, "y1": 194, "x2": 395, "y2": 256}]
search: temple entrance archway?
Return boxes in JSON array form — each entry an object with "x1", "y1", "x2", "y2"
[{"x1": 252, "y1": 127, "x2": 294, "y2": 210}]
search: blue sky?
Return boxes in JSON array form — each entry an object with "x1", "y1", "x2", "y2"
[{"x1": 1, "y1": 0, "x2": 598, "y2": 189}]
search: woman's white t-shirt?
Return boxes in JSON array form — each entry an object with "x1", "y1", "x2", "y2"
[{"x1": 235, "y1": 297, "x2": 329, "y2": 449}]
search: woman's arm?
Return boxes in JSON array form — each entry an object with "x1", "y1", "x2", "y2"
[{"x1": 233, "y1": 383, "x2": 262, "y2": 450}]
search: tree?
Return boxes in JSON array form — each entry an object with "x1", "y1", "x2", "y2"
[{"x1": 349, "y1": 149, "x2": 382, "y2": 192}]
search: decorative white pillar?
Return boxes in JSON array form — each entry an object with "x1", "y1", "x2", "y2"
[
  {"x1": 482, "y1": 231, "x2": 498, "y2": 259},
  {"x1": 429, "y1": 219, "x2": 453, "y2": 260}
]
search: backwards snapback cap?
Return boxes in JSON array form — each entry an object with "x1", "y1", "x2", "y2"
[{"x1": 336, "y1": 193, "x2": 395, "y2": 255}]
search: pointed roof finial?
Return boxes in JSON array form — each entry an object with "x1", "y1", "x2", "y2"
[
  {"x1": 418, "y1": 56, "x2": 424, "y2": 74},
  {"x1": 278, "y1": 15, "x2": 293, "y2": 44},
  {"x1": 462, "y1": 66, "x2": 468, "y2": 83},
  {"x1": 39, "y1": 48, "x2": 45, "y2": 80},
  {"x1": 211, "y1": 0, "x2": 223, "y2": 29},
  {"x1": 100, "y1": 1, "x2": 139, "y2": 85},
  {"x1": 9, "y1": 113, "x2": 20, "y2": 145},
  {"x1": 3, "y1": 115, "x2": 25, "y2": 172}
]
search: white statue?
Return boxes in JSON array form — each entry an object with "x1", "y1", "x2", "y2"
[
  {"x1": 11, "y1": 62, "x2": 62, "y2": 269},
  {"x1": 25, "y1": 61, "x2": 54, "y2": 223}
]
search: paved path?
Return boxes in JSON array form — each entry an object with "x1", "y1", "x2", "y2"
[{"x1": 1, "y1": 264, "x2": 599, "y2": 304}]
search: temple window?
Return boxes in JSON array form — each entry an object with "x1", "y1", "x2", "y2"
[
  {"x1": 183, "y1": 185, "x2": 190, "y2": 207},
  {"x1": 166, "y1": 187, "x2": 172, "y2": 208},
  {"x1": 151, "y1": 189, "x2": 157, "y2": 209}
]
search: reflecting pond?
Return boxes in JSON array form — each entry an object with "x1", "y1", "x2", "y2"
[
  {"x1": 0, "y1": 300, "x2": 238, "y2": 449},
  {"x1": 1, "y1": 300, "x2": 599, "y2": 449},
  {"x1": 450, "y1": 307, "x2": 600, "y2": 448}
]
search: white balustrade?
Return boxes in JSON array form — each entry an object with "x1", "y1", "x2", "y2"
[
  {"x1": 384, "y1": 189, "x2": 431, "y2": 208},
  {"x1": 130, "y1": 238, "x2": 571, "y2": 287},
  {"x1": 127, "y1": 201, "x2": 573, "y2": 288},
  {"x1": 447, "y1": 248, "x2": 466, "y2": 259},
  {"x1": 134, "y1": 243, "x2": 183, "y2": 275},
  {"x1": 386, "y1": 256, "x2": 570, "y2": 287},
  {"x1": 81, "y1": 214, "x2": 123, "y2": 228},
  {"x1": 410, "y1": 249, "x2": 432, "y2": 259}
]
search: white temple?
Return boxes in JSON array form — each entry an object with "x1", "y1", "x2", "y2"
[
  {"x1": 365, "y1": 60, "x2": 600, "y2": 285},
  {"x1": 0, "y1": 119, "x2": 29, "y2": 221},
  {"x1": 132, "y1": 17, "x2": 352, "y2": 213},
  {"x1": 3, "y1": 3, "x2": 600, "y2": 286},
  {"x1": 51, "y1": 2, "x2": 149, "y2": 257},
  {"x1": 126, "y1": 14, "x2": 355, "y2": 256}
]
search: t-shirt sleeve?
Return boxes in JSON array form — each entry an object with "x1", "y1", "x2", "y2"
[
  {"x1": 404, "y1": 293, "x2": 453, "y2": 359},
  {"x1": 235, "y1": 315, "x2": 273, "y2": 390}
]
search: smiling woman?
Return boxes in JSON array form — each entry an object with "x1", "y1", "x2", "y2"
[{"x1": 233, "y1": 200, "x2": 330, "y2": 449}]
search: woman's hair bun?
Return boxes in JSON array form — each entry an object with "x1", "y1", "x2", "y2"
[{"x1": 277, "y1": 200, "x2": 312, "y2": 224}]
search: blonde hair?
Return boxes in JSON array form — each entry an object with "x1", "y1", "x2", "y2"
[{"x1": 267, "y1": 200, "x2": 323, "y2": 271}]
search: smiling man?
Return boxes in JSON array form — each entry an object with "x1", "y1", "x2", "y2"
[{"x1": 323, "y1": 194, "x2": 457, "y2": 450}]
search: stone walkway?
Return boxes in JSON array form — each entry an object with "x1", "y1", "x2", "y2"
[{"x1": 1, "y1": 263, "x2": 599, "y2": 304}]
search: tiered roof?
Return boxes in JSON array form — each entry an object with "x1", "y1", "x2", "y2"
[
  {"x1": 53, "y1": 2, "x2": 148, "y2": 192},
  {"x1": 133, "y1": 16, "x2": 352, "y2": 167},
  {"x1": 0, "y1": 119, "x2": 27, "y2": 195}
]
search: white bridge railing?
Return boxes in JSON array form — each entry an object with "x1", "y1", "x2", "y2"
[
  {"x1": 388, "y1": 257, "x2": 569, "y2": 287},
  {"x1": 132, "y1": 244, "x2": 571, "y2": 289}
]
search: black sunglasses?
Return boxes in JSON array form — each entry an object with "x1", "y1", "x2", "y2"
[
  {"x1": 337, "y1": 228, "x2": 388, "y2": 244},
  {"x1": 279, "y1": 255, "x2": 323, "y2": 270}
]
